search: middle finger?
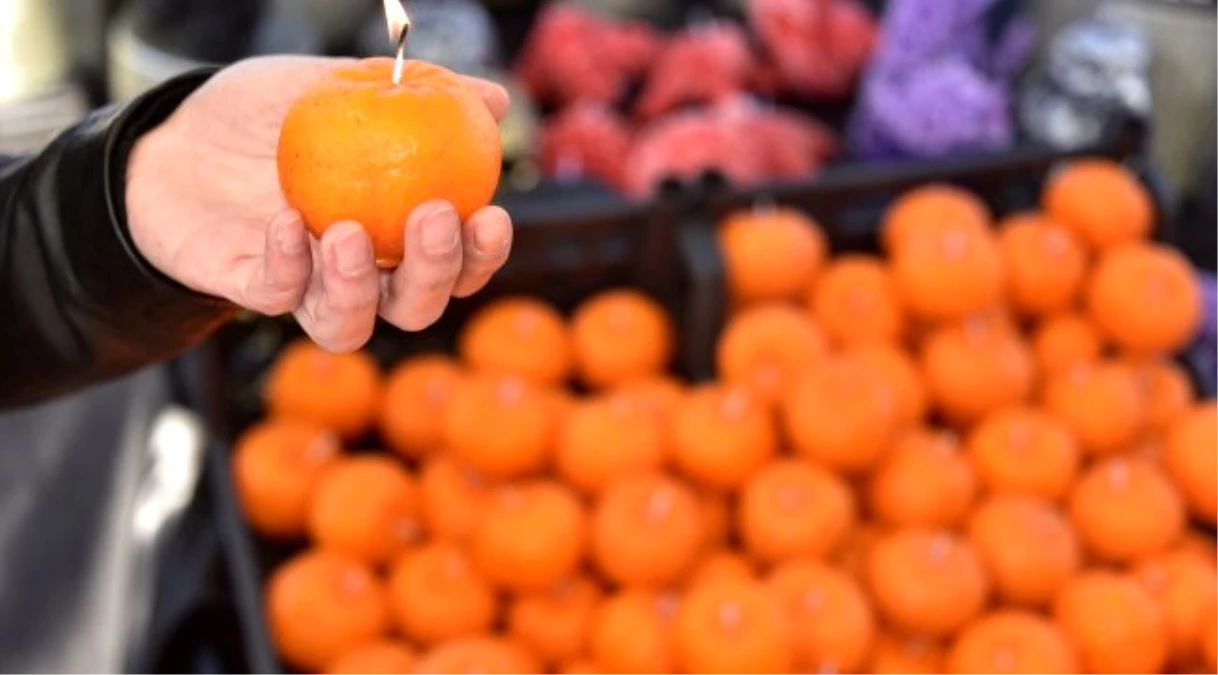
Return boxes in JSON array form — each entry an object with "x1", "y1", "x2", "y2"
[{"x1": 379, "y1": 201, "x2": 464, "y2": 331}]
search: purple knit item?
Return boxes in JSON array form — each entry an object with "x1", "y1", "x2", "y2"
[{"x1": 848, "y1": 0, "x2": 1032, "y2": 159}]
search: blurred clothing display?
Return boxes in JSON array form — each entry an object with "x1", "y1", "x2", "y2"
[
  {"x1": 355, "y1": 0, "x2": 502, "y2": 74},
  {"x1": 1018, "y1": 16, "x2": 1152, "y2": 150},
  {"x1": 1101, "y1": 0, "x2": 1216, "y2": 193},
  {"x1": 107, "y1": 0, "x2": 321, "y2": 101},
  {"x1": 0, "y1": 0, "x2": 89, "y2": 154}
]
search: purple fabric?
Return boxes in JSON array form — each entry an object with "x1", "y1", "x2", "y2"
[
  {"x1": 1202, "y1": 273, "x2": 1217, "y2": 337},
  {"x1": 848, "y1": 0, "x2": 1033, "y2": 159}
]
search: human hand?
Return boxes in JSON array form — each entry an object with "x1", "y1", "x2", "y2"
[{"x1": 125, "y1": 56, "x2": 513, "y2": 352}]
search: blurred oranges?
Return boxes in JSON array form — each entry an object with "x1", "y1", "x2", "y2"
[{"x1": 242, "y1": 159, "x2": 1214, "y2": 675}]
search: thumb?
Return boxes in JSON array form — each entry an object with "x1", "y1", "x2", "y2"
[{"x1": 237, "y1": 210, "x2": 314, "y2": 316}]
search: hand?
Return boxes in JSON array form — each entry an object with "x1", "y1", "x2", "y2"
[{"x1": 126, "y1": 56, "x2": 513, "y2": 352}]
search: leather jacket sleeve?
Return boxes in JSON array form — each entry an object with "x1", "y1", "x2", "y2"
[{"x1": 0, "y1": 70, "x2": 235, "y2": 410}]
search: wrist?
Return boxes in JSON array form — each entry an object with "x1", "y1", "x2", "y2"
[{"x1": 126, "y1": 119, "x2": 191, "y2": 277}]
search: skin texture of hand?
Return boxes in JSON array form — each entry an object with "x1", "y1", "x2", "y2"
[{"x1": 126, "y1": 56, "x2": 513, "y2": 352}]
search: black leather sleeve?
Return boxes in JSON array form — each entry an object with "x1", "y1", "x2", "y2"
[{"x1": 0, "y1": 69, "x2": 235, "y2": 410}]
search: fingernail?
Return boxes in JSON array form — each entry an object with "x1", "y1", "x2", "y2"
[
  {"x1": 277, "y1": 217, "x2": 306, "y2": 255},
  {"x1": 421, "y1": 205, "x2": 460, "y2": 256},
  {"x1": 473, "y1": 210, "x2": 510, "y2": 255},
  {"x1": 335, "y1": 227, "x2": 373, "y2": 278}
]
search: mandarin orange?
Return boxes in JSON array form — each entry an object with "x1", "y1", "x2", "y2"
[
  {"x1": 1054, "y1": 570, "x2": 1169, "y2": 674},
  {"x1": 232, "y1": 420, "x2": 340, "y2": 538},
  {"x1": 996, "y1": 212, "x2": 1087, "y2": 316},
  {"x1": 379, "y1": 354, "x2": 462, "y2": 458},
  {"x1": 867, "y1": 529, "x2": 990, "y2": 637},
  {"x1": 387, "y1": 542, "x2": 496, "y2": 644},
  {"x1": 671, "y1": 384, "x2": 777, "y2": 490},
  {"x1": 946, "y1": 611, "x2": 1079, "y2": 674},
  {"x1": 716, "y1": 303, "x2": 828, "y2": 404},
  {"x1": 571, "y1": 289, "x2": 674, "y2": 388},
  {"x1": 278, "y1": 58, "x2": 501, "y2": 267},
  {"x1": 766, "y1": 560, "x2": 875, "y2": 673},
  {"x1": 266, "y1": 549, "x2": 390, "y2": 672},
  {"x1": 674, "y1": 578, "x2": 795, "y2": 674},
  {"x1": 1043, "y1": 158, "x2": 1152, "y2": 250},
  {"x1": 323, "y1": 640, "x2": 415, "y2": 675},
  {"x1": 808, "y1": 254, "x2": 905, "y2": 346},
  {"x1": 308, "y1": 456, "x2": 421, "y2": 564},
  {"x1": 718, "y1": 207, "x2": 827, "y2": 305},
  {"x1": 738, "y1": 459, "x2": 856, "y2": 562},
  {"x1": 264, "y1": 340, "x2": 381, "y2": 439},
  {"x1": 966, "y1": 495, "x2": 1081, "y2": 607},
  {"x1": 470, "y1": 481, "x2": 586, "y2": 591},
  {"x1": 458, "y1": 297, "x2": 573, "y2": 386}
]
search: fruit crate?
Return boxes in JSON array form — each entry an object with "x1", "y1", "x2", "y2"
[{"x1": 196, "y1": 120, "x2": 1211, "y2": 674}]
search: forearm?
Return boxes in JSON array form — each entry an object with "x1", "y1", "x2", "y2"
[{"x1": 0, "y1": 72, "x2": 234, "y2": 410}]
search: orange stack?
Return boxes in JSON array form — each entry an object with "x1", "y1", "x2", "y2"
[{"x1": 233, "y1": 158, "x2": 1217, "y2": 675}]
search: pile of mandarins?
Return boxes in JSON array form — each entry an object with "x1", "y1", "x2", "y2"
[{"x1": 233, "y1": 157, "x2": 1217, "y2": 675}]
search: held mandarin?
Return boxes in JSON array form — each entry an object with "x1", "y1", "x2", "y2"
[{"x1": 277, "y1": 59, "x2": 502, "y2": 267}]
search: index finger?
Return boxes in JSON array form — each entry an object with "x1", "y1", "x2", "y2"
[{"x1": 460, "y1": 76, "x2": 510, "y2": 122}]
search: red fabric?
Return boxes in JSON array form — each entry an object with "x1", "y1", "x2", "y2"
[
  {"x1": 634, "y1": 21, "x2": 756, "y2": 120},
  {"x1": 538, "y1": 103, "x2": 634, "y2": 189},
  {"x1": 749, "y1": 0, "x2": 879, "y2": 98}
]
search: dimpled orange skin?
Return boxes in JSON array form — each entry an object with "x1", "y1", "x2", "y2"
[
  {"x1": 418, "y1": 456, "x2": 493, "y2": 542},
  {"x1": 946, "y1": 611, "x2": 1079, "y2": 674},
  {"x1": 266, "y1": 550, "x2": 390, "y2": 672},
  {"x1": 232, "y1": 420, "x2": 340, "y2": 538},
  {"x1": 891, "y1": 222, "x2": 1006, "y2": 322},
  {"x1": 277, "y1": 58, "x2": 501, "y2": 267},
  {"x1": 868, "y1": 633, "x2": 945, "y2": 675},
  {"x1": 323, "y1": 640, "x2": 415, "y2": 675},
  {"x1": 1054, "y1": 570, "x2": 1169, "y2": 674},
  {"x1": 920, "y1": 315, "x2": 1034, "y2": 424}
]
